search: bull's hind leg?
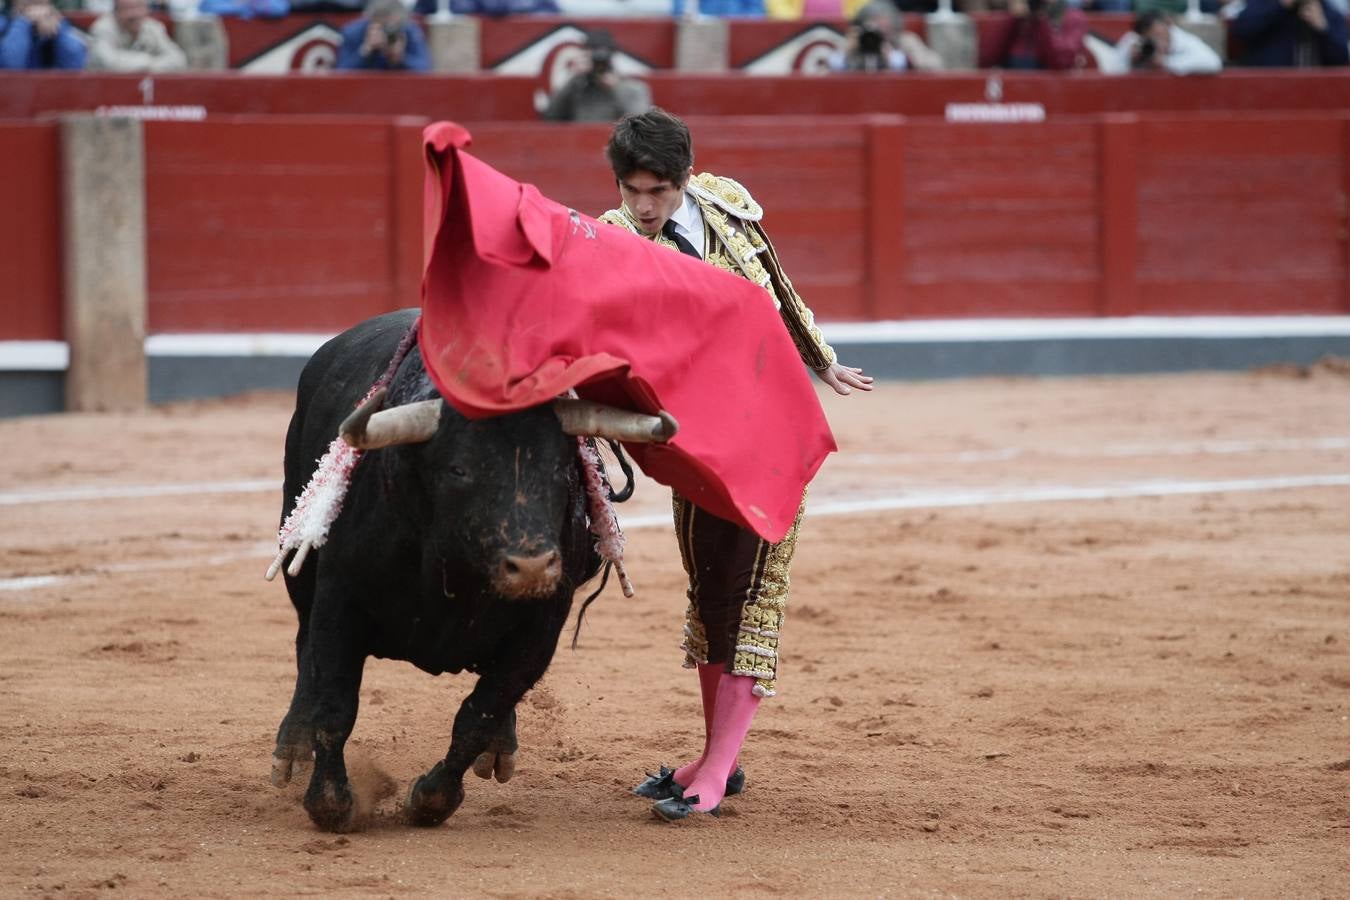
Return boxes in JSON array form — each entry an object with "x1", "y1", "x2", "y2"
[
  {"x1": 272, "y1": 563, "x2": 317, "y2": 786},
  {"x1": 300, "y1": 596, "x2": 368, "y2": 832},
  {"x1": 271, "y1": 626, "x2": 316, "y2": 786}
]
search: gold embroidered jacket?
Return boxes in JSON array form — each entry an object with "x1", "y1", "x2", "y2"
[{"x1": 599, "y1": 172, "x2": 837, "y2": 371}]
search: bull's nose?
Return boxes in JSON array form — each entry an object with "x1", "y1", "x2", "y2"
[{"x1": 496, "y1": 549, "x2": 562, "y2": 599}]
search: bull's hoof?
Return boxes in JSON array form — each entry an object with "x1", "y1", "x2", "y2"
[
  {"x1": 270, "y1": 745, "x2": 313, "y2": 787},
  {"x1": 304, "y1": 780, "x2": 357, "y2": 833},
  {"x1": 471, "y1": 749, "x2": 516, "y2": 784},
  {"x1": 406, "y1": 771, "x2": 465, "y2": 828}
]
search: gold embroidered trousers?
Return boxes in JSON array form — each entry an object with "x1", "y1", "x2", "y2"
[{"x1": 672, "y1": 490, "x2": 806, "y2": 698}]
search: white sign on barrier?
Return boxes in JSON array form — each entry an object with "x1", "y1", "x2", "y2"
[
  {"x1": 944, "y1": 103, "x2": 1046, "y2": 123},
  {"x1": 95, "y1": 105, "x2": 208, "y2": 120}
]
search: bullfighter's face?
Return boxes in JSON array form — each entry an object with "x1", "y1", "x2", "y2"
[{"x1": 617, "y1": 168, "x2": 690, "y2": 237}]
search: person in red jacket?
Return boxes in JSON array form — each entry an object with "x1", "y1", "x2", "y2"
[{"x1": 978, "y1": 0, "x2": 1088, "y2": 70}]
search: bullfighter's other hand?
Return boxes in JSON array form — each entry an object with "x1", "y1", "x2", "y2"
[{"x1": 815, "y1": 362, "x2": 874, "y2": 396}]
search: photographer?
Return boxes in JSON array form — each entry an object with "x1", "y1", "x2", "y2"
[
  {"x1": 827, "y1": 2, "x2": 944, "y2": 72},
  {"x1": 335, "y1": 0, "x2": 430, "y2": 72},
  {"x1": 1231, "y1": 0, "x2": 1348, "y2": 66},
  {"x1": 542, "y1": 30, "x2": 652, "y2": 123},
  {"x1": 978, "y1": 0, "x2": 1088, "y2": 70},
  {"x1": 1114, "y1": 10, "x2": 1222, "y2": 73}
]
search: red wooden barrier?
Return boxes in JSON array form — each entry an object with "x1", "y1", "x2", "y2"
[
  {"x1": 1133, "y1": 115, "x2": 1347, "y2": 315},
  {"x1": 4, "y1": 112, "x2": 1348, "y2": 345},
  {"x1": 6, "y1": 71, "x2": 1350, "y2": 123},
  {"x1": 0, "y1": 123, "x2": 63, "y2": 342},
  {"x1": 141, "y1": 116, "x2": 424, "y2": 333}
]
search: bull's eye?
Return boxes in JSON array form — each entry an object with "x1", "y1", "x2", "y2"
[{"x1": 448, "y1": 465, "x2": 468, "y2": 479}]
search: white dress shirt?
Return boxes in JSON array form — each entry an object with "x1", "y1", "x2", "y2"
[{"x1": 668, "y1": 189, "x2": 707, "y2": 259}]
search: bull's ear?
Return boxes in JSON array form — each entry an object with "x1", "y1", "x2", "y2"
[
  {"x1": 552, "y1": 399, "x2": 678, "y2": 444},
  {"x1": 341, "y1": 393, "x2": 442, "y2": 449}
]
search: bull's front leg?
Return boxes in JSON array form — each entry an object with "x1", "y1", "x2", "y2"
[
  {"x1": 406, "y1": 673, "x2": 526, "y2": 827},
  {"x1": 406, "y1": 605, "x2": 565, "y2": 829},
  {"x1": 471, "y1": 707, "x2": 518, "y2": 783},
  {"x1": 300, "y1": 595, "x2": 368, "y2": 833}
]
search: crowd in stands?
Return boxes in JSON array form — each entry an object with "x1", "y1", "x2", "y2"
[
  {"x1": 2, "y1": 0, "x2": 1346, "y2": 76},
  {"x1": 2, "y1": 0, "x2": 187, "y2": 68}
]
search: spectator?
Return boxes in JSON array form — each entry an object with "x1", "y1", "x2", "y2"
[
  {"x1": 198, "y1": 0, "x2": 292, "y2": 17},
  {"x1": 828, "y1": 1, "x2": 944, "y2": 70},
  {"x1": 541, "y1": 29, "x2": 652, "y2": 123},
  {"x1": 335, "y1": 0, "x2": 430, "y2": 71},
  {"x1": 672, "y1": 0, "x2": 766, "y2": 15},
  {"x1": 1114, "y1": 9, "x2": 1223, "y2": 71},
  {"x1": 765, "y1": 0, "x2": 871, "y2": 17},
  {"x1": 0, "y1": 0, "x2": 86, "y2": 69},
  {"x1": 412, "y1": 0, "x2": 560, "y2": 13},
  {"x1": 978, "y1": 0, "x2": 1089, "y2": 69},
  {"x1": 88, "y1": 0, "x2": 187, "y2": 71},
  {"x1": 1231, "y1": 0, "x2": 1349, "y2": 65}
]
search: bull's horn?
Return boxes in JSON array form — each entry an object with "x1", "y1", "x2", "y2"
[
  {"x1": 552, "y1": 399, "x2": 678, "y2": 443},
  {"x1": 340, "y1": 390, "x2": 442, "y2": 449}
]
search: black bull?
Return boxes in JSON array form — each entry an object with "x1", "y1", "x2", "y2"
[{"x1": 270, "y1": 310, "x2": 657, "y2": 832}]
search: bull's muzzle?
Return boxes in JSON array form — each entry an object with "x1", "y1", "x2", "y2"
[{"x1": 494, "y1": 548, "x2": 563, "y2": 600}]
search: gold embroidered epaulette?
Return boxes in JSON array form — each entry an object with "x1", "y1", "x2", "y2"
[
  {"x1": 598, "y1": 208, "x2": 638, "y2": 233},
  {"x1": 686, "y1": 173, "x2": 763, "y2": 223}
]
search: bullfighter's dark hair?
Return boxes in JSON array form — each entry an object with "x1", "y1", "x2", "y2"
[{"x1": 605, "y1": 108, "x2": 694, "y2": 188}]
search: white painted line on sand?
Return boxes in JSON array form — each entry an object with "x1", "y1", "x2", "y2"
[
  {"x1": 615, "y1": 473, "x2": 1350, "y2": 529},
  {"x1": 5, "y1": 436, "x2": 1349, "y2": 508},
  {"x1": 842, "y1": 436, "x2": 1350, "y2": 467},
  {"x1": 4, "y1": 473, "x2": 1347, "y2": 594},
  {"x1": 0, "y1": 479, "x2": 280, "y2": 506},
  {"x1": 0, "y1": 575, "x2": 63, "y2": 593}
]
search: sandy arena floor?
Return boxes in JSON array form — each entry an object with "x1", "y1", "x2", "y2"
[{"x1": 2, "y1": 368, "x2": 1348, "y2": 898}]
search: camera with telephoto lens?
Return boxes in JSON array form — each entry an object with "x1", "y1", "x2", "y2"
[
  {"x1": 588, "y1": 43, "x2": 614, "y2": 78},
  {"x1": 383, "y1": 22, "x2": 401, "y2": 46},
  {"x1": 858, "y1": 24, "x2": 885, "y2": 57}
]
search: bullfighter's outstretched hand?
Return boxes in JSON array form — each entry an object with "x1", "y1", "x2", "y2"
[{"x1": 816, "y1": 361, "x2": 874, "y2": 396}]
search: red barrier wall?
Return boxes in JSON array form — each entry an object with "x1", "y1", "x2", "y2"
[
  {"x1": 5, "y1": 113, "x2": 1348, "y2": 344},
  {"x1": 0, "y1": 123, "x2": 63, "y2": 342},
  {"x1": 6, "y1": 71, "x2": 1350, "y2": 122},
  {"x1": 1131, "y1": 116, "x2": 1350, "y2": 315},
  {"x1": 142, "y1": 116, "x2": 424, "y2": 333}
]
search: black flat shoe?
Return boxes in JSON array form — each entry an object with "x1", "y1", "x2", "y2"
[
  {"x1": 632, "y1": 765, "x2": 678, "y2": 799},
  {"x1": 725, "y1": 765, "x2": 746, "y2": 797},
  {"x1": 652, "y1": 794, "x2": 721, "y2": 822},
  {"x1": 633, "y1": 765, "x2": 747, "y2": 800}
]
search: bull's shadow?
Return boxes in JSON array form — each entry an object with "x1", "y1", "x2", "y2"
[{"x1": 268, "y1": 309, "x2": 663, "y2": 832}]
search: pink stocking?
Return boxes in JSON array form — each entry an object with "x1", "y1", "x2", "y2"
[
  {"x1": 673, "y1": 663, "x2": 723, "y2": 787},
  {"x1": 680, "y1": 673, "x2": 759, "y2": 812}
]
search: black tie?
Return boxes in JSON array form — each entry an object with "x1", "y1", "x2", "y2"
[{"x1": 661, "y1": 220, "x2": 701, "y2": 259}]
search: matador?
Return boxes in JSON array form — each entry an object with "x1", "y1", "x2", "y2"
[{"x1": 598, "y1": 108, "x2": 873, "y2": 822}]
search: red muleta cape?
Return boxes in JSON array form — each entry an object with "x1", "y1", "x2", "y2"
[{"x1": 418, "y1": 122, "x2": 836, "y2": 543}]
